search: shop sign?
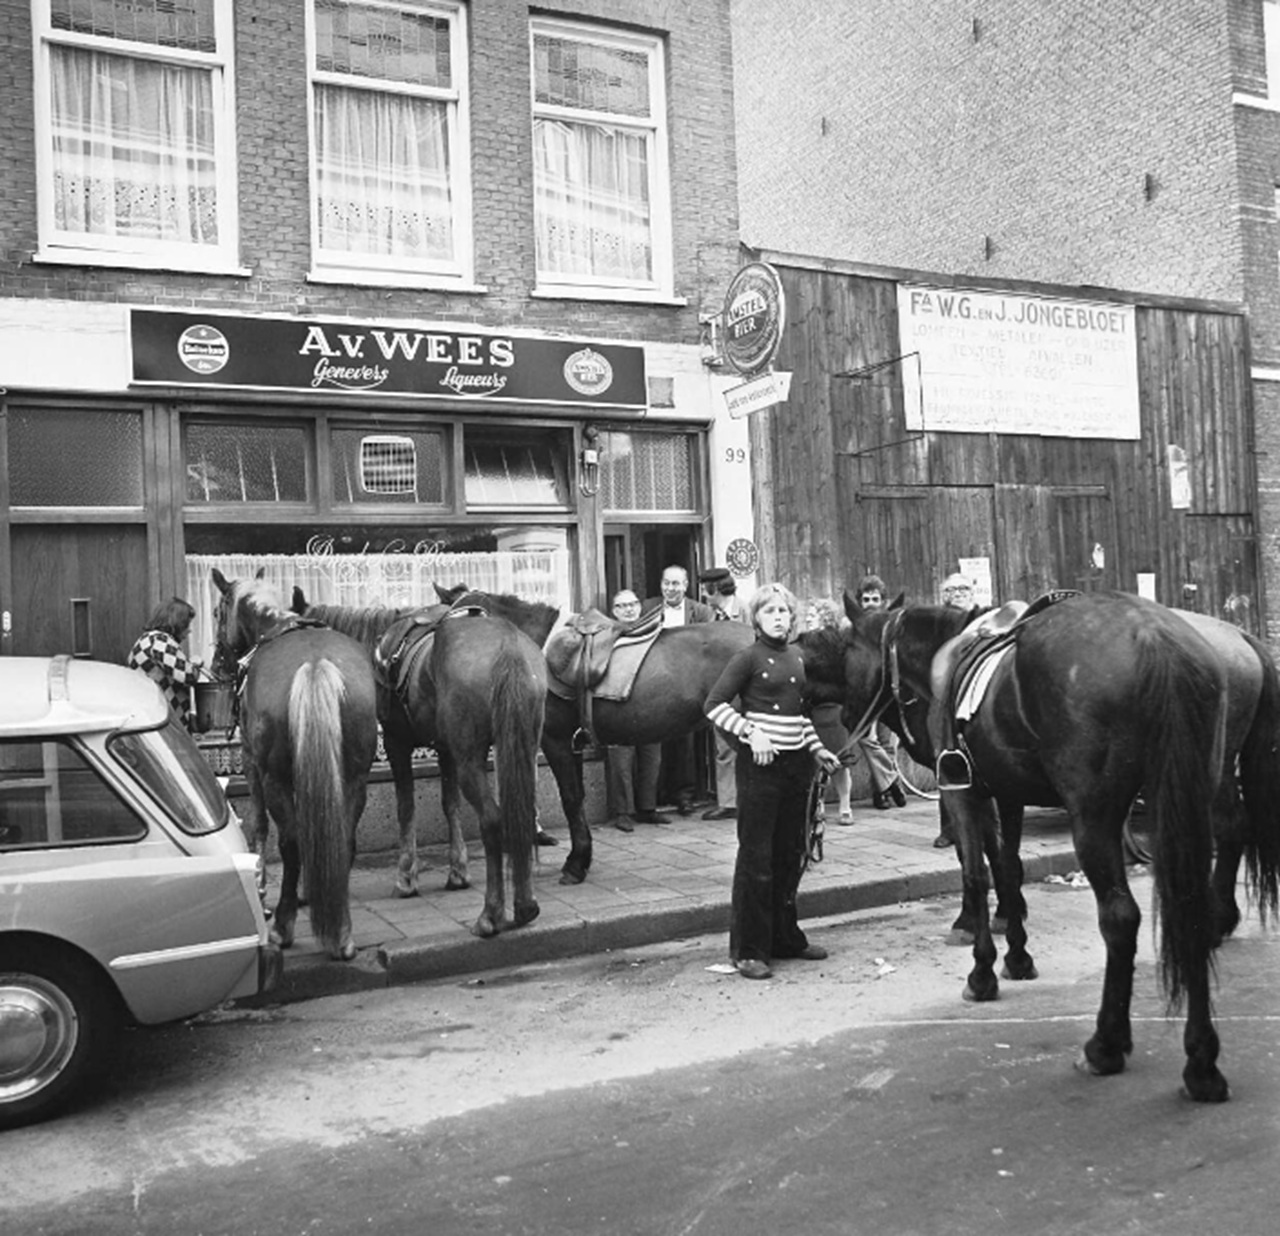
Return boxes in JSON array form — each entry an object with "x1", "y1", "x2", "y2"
[
  {"x1": 720, "y1": 262, "x2": 786, "y2": 376},
  {"x1": 724, "y1": 369, "x2": 791, "y2": 418},
  {"x1": 130, "y1": 310, "x2": 648, "y2": 408}
]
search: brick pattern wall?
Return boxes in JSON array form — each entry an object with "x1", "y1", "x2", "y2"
[
  {"x1": 732, "y1": 0, "x2": 1240, "y2": 302},
  {"x1": 0, "y1": 0, "x2": 740, "y2": 346}
]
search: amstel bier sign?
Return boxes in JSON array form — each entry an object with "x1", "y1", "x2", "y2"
[{"x1": 720, "y1": 262, "x2": 785, "y2": 376}]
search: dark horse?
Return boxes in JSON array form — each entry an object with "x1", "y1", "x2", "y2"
[
  {"x1": 839, "y1": 589, "x2": 1280, "y2": 1101},
  {"x1": 440, "y1": 589, "x2": 754, "y2": 885},
  {"x1": 292, "y1": 587, "x2": 553, "y2": 937},
  {"x1": 211, "y1": 569, "x2": 378, "y2": 961}
]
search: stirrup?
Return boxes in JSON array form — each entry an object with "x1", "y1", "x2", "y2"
[{"x1": 936, "y1": 749, "x2": 973, "y2": 790}]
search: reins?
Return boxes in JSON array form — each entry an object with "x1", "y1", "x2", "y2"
[{"x1": 832, "y1": 610, "x2": 904, "y2": 763}]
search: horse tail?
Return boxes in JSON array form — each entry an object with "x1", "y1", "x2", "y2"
[
  {"x1": 1237, "y1": 632, "x2": 1280, "y2": 924},
  {"x1": 289, "y1": 659, "x2": 350, "y2": 951},
  {"x1": 1144, "y1": 625, "x2": 1224, "y2": 1007},
  {"x1": 490, "y1": 643, "x2": 544, "y2": 885}
]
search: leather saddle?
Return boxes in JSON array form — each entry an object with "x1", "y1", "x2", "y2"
[
  {"x1": 545, "y1": 606, "x2": 663, "y2": 694},
  {"x1": 375, "y1": 596, "x2": 487, "y2": 700}
]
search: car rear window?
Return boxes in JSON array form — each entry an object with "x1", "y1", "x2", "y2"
[
  {"x1": 0, "y1": 738, "x2": 147, "y2": 849},
  {"x1": 109, "y1": 723, "x2": 230, "y2": 837}
]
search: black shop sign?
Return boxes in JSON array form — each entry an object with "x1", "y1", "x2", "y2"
[{"x1": 130, "y1": 309, "x2": 648, "y2": 408}]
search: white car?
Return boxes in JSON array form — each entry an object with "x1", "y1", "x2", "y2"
[{"x1": 1, "y1": 655, "x2": 281, "y2": 1129}]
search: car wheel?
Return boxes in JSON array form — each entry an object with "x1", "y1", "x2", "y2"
[{"x1": 0, "y1": 944, "x2": 120, "y2": 1129}]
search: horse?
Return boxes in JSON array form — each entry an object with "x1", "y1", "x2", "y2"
[
  {"x1": 838, "y1": 589, "x2": 1280, "y2": 1101},
  {"x1": 210, "y1": 569, "x2": 378, "y2": 961},
  {"x1": 291, "y1": 587, "x2": 554, "y2": 938},
  {"x1": 440, "y1": 589, "x2": 755, "y2": 885},
  {"x1": 797, "y1": 615, "x2": 1016, "y2": 938}
]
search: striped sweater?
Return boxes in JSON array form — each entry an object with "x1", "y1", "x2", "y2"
[{"x1": 705, "y1": 636, "x2": 827, "y2": 753}]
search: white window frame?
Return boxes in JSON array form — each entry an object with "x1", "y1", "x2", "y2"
[
  {"x1": 306, "y1": 0, "x2": 476, "y2": 291},
  {"x1": 529, "y1": 17, "x2": 675, "y2": 303},
  {"x1": 31, "y1": 0, "x2": 244, "y2": 274}
]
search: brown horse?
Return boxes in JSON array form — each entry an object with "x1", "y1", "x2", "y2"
[
  {"x1": 211, "y1": 569, "x2": 378, "y2": 961},
  {"x1": 838, "y1": 590, "x2": 1280, "y2": 1101},
  {"x1": 439, "y1": 588, "x2": 755, "y2": 885},
  {"x1": 292, "y1": 587, "x2": 554, "y2": 938}
]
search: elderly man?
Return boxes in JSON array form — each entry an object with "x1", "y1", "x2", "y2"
[{"x1": 643, "y1": 564, "x2": 714, "y2": 813}]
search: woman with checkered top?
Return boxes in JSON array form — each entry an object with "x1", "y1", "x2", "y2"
[{"x1": 127, "y1": 597, "x2": 205, "y2": 732}]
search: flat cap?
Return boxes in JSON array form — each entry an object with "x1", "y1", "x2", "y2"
[{"x1": 699, "y1": 567, "x2": 733, "y2": 584}]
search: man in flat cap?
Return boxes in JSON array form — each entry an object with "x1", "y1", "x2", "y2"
[{"x1": 699, "y1": 567, "x2": 747, "y2": 819}]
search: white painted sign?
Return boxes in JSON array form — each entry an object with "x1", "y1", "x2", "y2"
[
  {"x1": 958, "y1": 556, "x2": 994, "y2": 608},
  {"x1": 724, "y1": 369, "x2": 792, "y2": 419},
  {"x1": 897, "y1": 285, "x2": 1140, "y2": 439}
]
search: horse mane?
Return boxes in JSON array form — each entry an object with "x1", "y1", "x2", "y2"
[
  {"x1": 453, "y1": 589, "x2": 561, "y2": 648},
  {"x1": 296, "y1": 601, "x2": 411, "y2": 653}
]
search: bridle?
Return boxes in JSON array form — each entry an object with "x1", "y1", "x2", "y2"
[{"x1": 833, "y1": 609, "x2": 926, "y2": 761}]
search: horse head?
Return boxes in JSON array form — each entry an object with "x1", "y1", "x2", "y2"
[{"x1": 210, "y1": 566, "x2": 278, "y2": 676}]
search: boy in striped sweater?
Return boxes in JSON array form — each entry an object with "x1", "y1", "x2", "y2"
[{"x1": 705, "y1": 582, "x2": 841, "y2": 979}]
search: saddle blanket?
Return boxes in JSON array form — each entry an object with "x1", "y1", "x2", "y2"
[
  {"x1": 954, "y1": 644, "x2": 1014, "y2": 721},
  {"x1": 592, "y1": 634, "x2": 655, "y2": 701}
]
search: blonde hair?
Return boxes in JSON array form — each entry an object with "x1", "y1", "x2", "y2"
[
  {"x1": 748, "y1": 582, "x2": 801, "y2": 641},
  {"x1": 806, "y1": 596, "x2": 845, "y2": 631}
]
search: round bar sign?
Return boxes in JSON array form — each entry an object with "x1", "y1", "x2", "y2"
[{"x1": 721, "y1": 262, "x2": 785, "y2": 376}]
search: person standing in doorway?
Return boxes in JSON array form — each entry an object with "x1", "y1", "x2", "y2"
[
  {"x1": 854, "y1": 574, "x2": 907, "y2": 811},
  {"x1": 700, "y1": 566, "x2": 745, "y2": 821},
  {"x1": 602, "y1": 588, "x2": 670, "y2": 831},
  {"x1": 644, "y1": 564, "x2": 715, "y2": 814},
  {"x1": 705, "y1": 582, "x2": 841, "y2": 980},
  {"x1": 127, "y1": 597, "x2": 205, "y2": 732}
]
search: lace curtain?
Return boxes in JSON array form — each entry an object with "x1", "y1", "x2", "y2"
[
  {"x1": 185, "y1": 550, "x2": 571, "y2": 666},
  {"x1": 50, "y1": 46, "x2": 218, "y2": 243},
  {"x1": 533, "y1": 117, "x2": 651, "y2": 282},
  {"x1": 315, "y1": 84, "x2": 453, "y2": 261}
]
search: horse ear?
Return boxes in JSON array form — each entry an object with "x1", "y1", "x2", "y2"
[
  {"x1": 255, "y1": 567, "x2": 266, "y2": 580},
  {"x1": 436, "y1": 582, "x2": 465, "y2": 604},
  {"x1": 890, "y1": 591, "x2": 906, "y2": 610},
  {"x1": 291, "y1": 585, "x2": 307, "y2": 614},
  {"x1": 211, "y1": 568, "x2": 230, "y2": 595},
  {"x1": 843, "y1": 589, "x2": 862, "y2": 621}
]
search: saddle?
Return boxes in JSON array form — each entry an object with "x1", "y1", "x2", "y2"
[
  {"x1": 933, "y1": 590, "x2": 1080, "y2": 790},
  {"x1": 544, "y1": 606, "x2": 664, "y2": 740},
  {"x1": 375, "y1": 595, "x2": 488, "y2": 703}
]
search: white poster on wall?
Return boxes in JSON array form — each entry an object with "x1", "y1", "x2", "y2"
[{"x1": 897, "y1": 285, "x2": 1140, "y2": 439}]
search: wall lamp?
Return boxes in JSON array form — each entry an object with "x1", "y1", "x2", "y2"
[{"x1": 579, "y1": 424, "x2": 601, "y2": 497}]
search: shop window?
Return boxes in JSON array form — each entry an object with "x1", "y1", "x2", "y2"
[
  {"x1": 530, "y1": 17, "x2": 673, "y2": 300},
  {"x1": 464, "y1": 430, "x2": 571, "y2": 508},
  {"x1": 309, "y1": 0, "x2": 474, "y2": 288},
  {"x1": 184, "y1": 523, "x2": 573, "y2": 664},
  {"x1": 32, "y1": 0, "x2": 241, "y2": 273},
  {"x1": 599, "y1": 430, "x2": 695, "y2": 512},
  {"x1": 331, "y1": 427, "x2": 446, "y2": 504},
  {"x1": 0, "y1": 739, "x2": 146, "y2": 850},
  {"x1": 186, "y1": 423, "x2": 310, "y2": 505},
  {"x1": 8, "y1": 407, "x2": 143, "y2": 507}
]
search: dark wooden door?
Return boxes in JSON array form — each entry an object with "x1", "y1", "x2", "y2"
[{"x1": 8, "y1": 525, "x2": 150, "y2": 662}]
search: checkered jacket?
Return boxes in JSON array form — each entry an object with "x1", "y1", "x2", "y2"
[{"x1": 127, "y1": 630, "x2": 202, "y2": 730}]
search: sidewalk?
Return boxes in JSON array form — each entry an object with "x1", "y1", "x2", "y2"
[{"x1": 248, "y1": 795, "x2": 1080, "y2": 1006}]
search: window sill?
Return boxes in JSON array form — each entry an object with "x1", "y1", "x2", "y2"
[
  {"x1": 1232, "y1": 91, "x2": 1280, "y2": 113},
  {"x1": 307, "y1": 268, "x2": 488, "y2": 294},
  {"x1": 35, "y1": 248, "x2": 251, "y2": 276},
  {"x1": 531, "y1": 285, "x2": 687, "y2": 307}
]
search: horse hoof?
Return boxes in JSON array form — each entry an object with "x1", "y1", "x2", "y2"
[
  {"x1": 514, "y1": 902, "x2": 540, "y2": 928},
  {"x1": 445, "y1": 873, "x2": 471, "y2": 891},
  {"x1": 472, "y1": 916, "x2": 499, "y2": 939},
  {"x1": 394, "y1": 881, "x2": 420, "y2": 899},
  {"x1": 270, "y1": 926, "x2": 294, "y2": 949},
  {"x1": 1182, "y1": 1067, "x2": 1230, "y2": 1103},
  {"x1": 1001, "y1": 958, "x2": 1039, "y2": 981},
  {"x1": 558, "y1": 867, "x2": 586, "y2": 886},
  {"x1": 963, "y1": 978, "x2": 998, "y2": 1003},
  {"x1": 332, "y1": 942, "x2": 357, "y2": 962}
]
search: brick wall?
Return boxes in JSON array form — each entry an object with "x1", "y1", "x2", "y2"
[
  {"x1": 0, "y1": 0, "x2": 740, "y2": 345},
  {"x1": 731, "y1": 0, "x2": 1241, "y2": 302}
]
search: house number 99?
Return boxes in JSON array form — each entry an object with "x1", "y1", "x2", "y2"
[{"x1": 724, "y1": 447, "x2": 747, "y2": 464}]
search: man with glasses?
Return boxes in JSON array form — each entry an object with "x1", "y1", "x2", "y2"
[{"x1": 602, "y1": 589, "x2": 669, "y2": 830}]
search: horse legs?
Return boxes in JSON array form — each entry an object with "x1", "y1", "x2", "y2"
[
  {"x1": 1209, "y1": 780, "x2": 1244, "y2": 945},
  {"x1": 1072, "y1": 812, "x2": 1140, "y2": 1079},
  {"x1": 454, "y1": 754, "x2": 507, "y2": 938},
  {"x1": 952, "y1": 794, "x2": 1000, "y2": 1002},
  {"x1": 240, "y1": 761, "x2": 273, "y2": 912},
  {"x1": 385, "y1": 732, "x2": 425, "y2": 898},
  {"x1": 437, "y1": 749, "x2": 471, "y2": 892},
  {"x1": 995, "y1": 802, "x2": 1037, "y2": 982},
  {"x1": 542, "y1": 703, "x2": 593, "y2": 884}
]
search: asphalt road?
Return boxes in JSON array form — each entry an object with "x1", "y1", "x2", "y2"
[{"x1": 6, "y1": 869, "x2": 1280, "y2": 1236}]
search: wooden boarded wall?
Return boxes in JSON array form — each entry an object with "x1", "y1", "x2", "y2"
[{"x1": 748, "y1": 261, "x2": 1261, "y2": 633}]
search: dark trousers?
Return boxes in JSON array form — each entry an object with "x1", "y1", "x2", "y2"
[
  {"x1": 605, "y1": 742, "x2": 661, "y2": 818},
  {"x1": 729, "y1": 747, "x2": 815, "y2": 963}
]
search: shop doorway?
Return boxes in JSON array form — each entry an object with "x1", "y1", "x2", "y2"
[{"x1": 603, "y1": 523, "x2": 706, "y2": 608}]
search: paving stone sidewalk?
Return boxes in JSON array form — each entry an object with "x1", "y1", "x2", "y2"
[{"x1": 248, "y1": 795, "x2": 1079, "y2": 1006}]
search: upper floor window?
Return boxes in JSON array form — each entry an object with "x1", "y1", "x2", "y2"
[
  {"x1": 309, "y1": 0, "x2": 474, "y2": 289},
  {"x1": 32, "y1": 0, "x2": 241, "y2": 273},
  {"x1": 530, "y1": 18, "x2": 673, "y2": 301}
]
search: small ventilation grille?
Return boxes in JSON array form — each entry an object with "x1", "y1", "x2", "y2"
[{"x1": 360, "y1": 435, "x2": 417, "y2": 495}]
